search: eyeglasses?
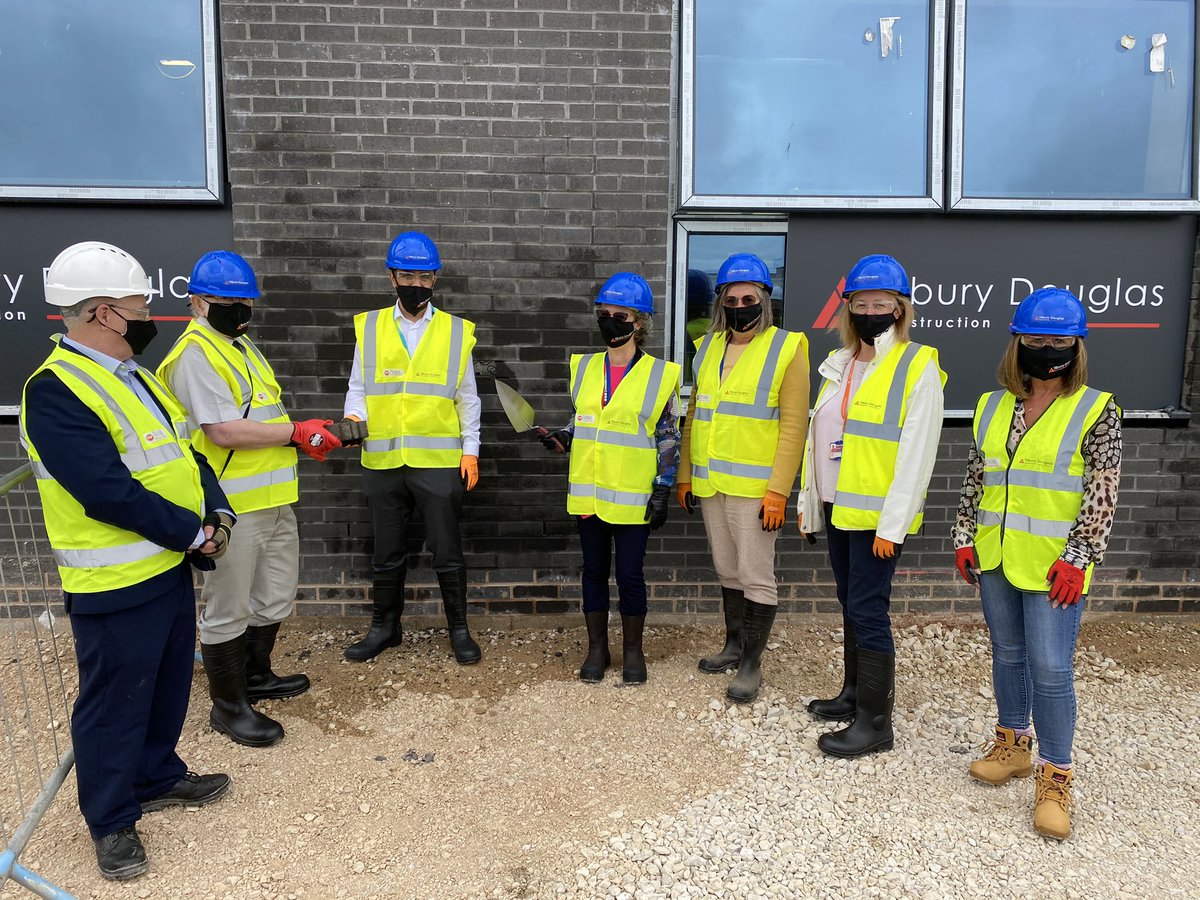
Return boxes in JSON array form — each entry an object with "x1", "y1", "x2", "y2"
[
  {"x1": 721, "y1": 295, "x2": 761, "y2": 309},
  {"x1": 199, "y1": 295, "x2": 252, "y2": 307},
  {"x1": 1019, "y1": 335, "x2": 1076, "y2": 350},
  {"x1": 596, "y1": 310, "x2": 635, "y2": 324},
  {"x1": 849, "y1": 300, "x2": 898, "y2": 314},
  {"x1": 394, "y1": 271, "x2": 436, "y2": 286},
  {"x1": 101, "y1": 303, "x2": 151, "y2": 322}
]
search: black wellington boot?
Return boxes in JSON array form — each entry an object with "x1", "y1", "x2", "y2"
[
  {"x1": 698, "y1": 587, "x2": 744, "y2": 674},
  {"x1": 817, "y1": 648, "x2": 895, "y2": 758},
  {"x1": 439, "y1": 568, "x2": 482, "y2": 665},
  {"x1": 245, "y1": 622, "x2": 311, "y2": 702},
  {"x1": 201, "y1": 636, "x2": 284, "y2": 748},
  {"x1": 621, "y1": 614, "x2": 647, "y2": 685},
  {"x1": 344, "y1": 571, "x2": 405, "y2": 662},
  {"x1": 726, "y1": 600, "x2": 777, "y2": 704},
  {"x1": 579, "y1": 610, "x2": 610, "y2": 683},
  {"x1": 807, "y1": 620, "x2": 858, "y2": 722}
]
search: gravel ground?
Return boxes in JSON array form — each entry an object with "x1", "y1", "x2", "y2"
[{"x1": 3, "y1": 616, "x2": 1198, "y2": 899}]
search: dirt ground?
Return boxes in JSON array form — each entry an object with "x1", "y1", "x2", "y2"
[{"x1": 2, "y1": 614, "x2": 1198, "y2": 899}]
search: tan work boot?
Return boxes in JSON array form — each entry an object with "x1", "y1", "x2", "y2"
[
  {"x1": 969, "y1": 725, "x2": 1034, "y2": 785},
  {"x1": 1033, "y1": 761, "x2": 1073, "y2": 840}
]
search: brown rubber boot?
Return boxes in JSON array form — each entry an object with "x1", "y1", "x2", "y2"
[
  {"x1": 1033, "y1": 761, "x2": 1073, "y2": 840},
  {"x1": 969, "y1": 725, "x2": 1034, "y2": 785}
]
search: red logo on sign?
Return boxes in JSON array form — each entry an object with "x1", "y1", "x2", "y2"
[{"x1": 812, "y1": 277, "x2": 846, "y2": 330}]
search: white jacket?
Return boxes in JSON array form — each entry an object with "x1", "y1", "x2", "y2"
[{"x1": 796, "y1": 326, "x2": 945, "y2": 543}]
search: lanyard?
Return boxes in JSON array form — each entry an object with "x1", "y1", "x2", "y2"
[
  {"x1": 603, "y1": 348, "x2": 641, "y2": 406},
  {"x1": 839, "y1": 350, "x2": 861, "y2": 427}
]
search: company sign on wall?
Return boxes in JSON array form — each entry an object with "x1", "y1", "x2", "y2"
[
  {"x1": 784, "y1": 215, "x2": 1196, "y2": 414},
  {"x1": 0, "y1": 205, "x2": 233, "y2": 413}
]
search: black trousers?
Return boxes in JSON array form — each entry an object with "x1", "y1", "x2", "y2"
[
  {"x1": 824, "y1": 502, "x2": 901, "y2": 654},
  {"x1": 576, "y1": 514, "x2": 651, "y2": 616},
  {"x1": 364, "y1": 465, "x2": 465, "y2": 576}
]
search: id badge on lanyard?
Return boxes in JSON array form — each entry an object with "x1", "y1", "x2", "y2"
[{"x1": 832, "y1": 352, "x2": 860, "y2": 462}]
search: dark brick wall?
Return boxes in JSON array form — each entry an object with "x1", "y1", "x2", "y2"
[{"x1": 3, "y1": 0, "x2": 1200, "y2": 619}]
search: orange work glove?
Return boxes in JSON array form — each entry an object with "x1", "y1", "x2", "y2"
[
  {"x1": 758, "y1": 491, "x2": 787, "y2": 532},
  {"x1": 460, "y1": 454, "x2": 479, "y2": 491},
  {"x1": 676, "y1": 482, "x2": 695, "y2": 514},
  {"x1": 872, "y1": 535, "x2": 896, "y2": 559}
]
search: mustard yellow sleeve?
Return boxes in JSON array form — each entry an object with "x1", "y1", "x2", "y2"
[{"x1": 767, "y1": 349, "x2": 810, "y2": 497}]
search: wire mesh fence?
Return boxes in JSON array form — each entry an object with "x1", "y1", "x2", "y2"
[{"x1": 0, "y1": 462, "x2": 77, "y2": 899}]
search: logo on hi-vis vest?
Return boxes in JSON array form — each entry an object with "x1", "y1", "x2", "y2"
[
  {"x1": 1015, "y1": 455, "x2": 1054, "y2": 470},
  {"x1": 382, "y1": 368, "x2": 405, "y2": 377},
  {"x1": 143, "y1": 429, "x2": 169, "y2": 444}
]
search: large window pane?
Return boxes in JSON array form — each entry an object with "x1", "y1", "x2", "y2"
[
  {"x1": 688, "y1": 0, "x2": 937, "y2": 204},
  {"x1": 0, "y1": 0, "x2": 220, "y2": 201},
  {"x1": 958, "y1": 0, "x2": 1195, "y2": 205}
]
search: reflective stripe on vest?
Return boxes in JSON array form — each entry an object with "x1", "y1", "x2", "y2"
[{"x1": 362, "y1": 309, "x2": 463, "y2": 399}]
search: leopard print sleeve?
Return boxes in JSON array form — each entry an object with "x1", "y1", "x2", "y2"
[
  {"x1": 953, "y1": 441, "x2": 984, "y2": 548},
  {"x1": 1062, "y1": 398, "x2": 1122, "y2": 568}
]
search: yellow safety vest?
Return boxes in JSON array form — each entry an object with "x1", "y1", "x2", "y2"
[
  {"x1": 157, "y1": 321, "x2": 298, "y2": 514},
  {"x1": 814, "y1": 342, "x2": 946, "y2": 533},
  {"x1": 973, "y1": 386, "x2": 1113, "y2": 593},
  {"x1": 20, "y1": 341, "x2": 204, "y2": 594},
  {"x1": 689, "y1": 326, "x2": 808, "y2": 499},
  {"x1": 567, "y1": 352, "x2": 680, "y2": 524},
  {"x1": 354, "y1": 306, "x2": 476, "y2": 470}
]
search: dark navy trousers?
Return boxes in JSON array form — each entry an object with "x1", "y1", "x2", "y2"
[
  {"x1": 824, "y1": 503, "x2": 901, "y2": 654},
  {"x1": 577, "y1": 514, "x2": 650, "y2": 616},
  {"x1": 69, "y1": 562, "x2": 194, "y2": 840}
]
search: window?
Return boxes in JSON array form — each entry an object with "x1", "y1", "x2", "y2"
[
  {"x1": 0, "y1": 1, "x2": 222, "y2": 201},
  {"x1": 672, "y1": 220, "x2": 788, "y2": 383},
  {"x1": 950, "y1": 0, "x2": 1199, "y2": 211},
  {"x1": 681, "y1": 0, "x2": 946, "y2": 209}
]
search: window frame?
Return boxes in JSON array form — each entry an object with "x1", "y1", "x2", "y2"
[
  {"x1": 0, "y1": 0, "x2": 223, "y2": 203},
  {"x1": 679, "y1": 0, "x2": 948, "y2": 211},
  {"x1": 948, "y1": 0, "x2": 1200, "y2": 212}
]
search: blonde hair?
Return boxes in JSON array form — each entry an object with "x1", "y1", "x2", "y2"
[
  {"x1": 835, "y1": 291, "x2": 913, "y2": 350},
  {"x1": 996, "y1": 336, "x2": 1088, "y2": 398},
  {"x1": 709, "y1": 283, "x2": 773, "y2": 335}
]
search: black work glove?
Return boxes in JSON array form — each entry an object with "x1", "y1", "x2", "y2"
[
  {"x1": 645, "y1": 485, "x2": 670, "y2": 530},
  {"x1": 329, "y1": 417, "x2": 369, "y2": 447},
  {"x1": 200, "y1": 511, "x2": 234, "y2": 561},
  {"x1": 540, "y1": 428, "x2": 571, "y2": 454}
]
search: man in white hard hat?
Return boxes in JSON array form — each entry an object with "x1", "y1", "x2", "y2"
[{"x1": 20, "y1": 241, "x2": 235, "y2": 881}]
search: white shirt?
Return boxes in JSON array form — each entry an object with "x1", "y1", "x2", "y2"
[{"x1": 343, "y1": 302, "x2": 482, "y2": 457}]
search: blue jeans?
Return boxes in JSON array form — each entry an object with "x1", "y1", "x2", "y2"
[
  {"x1": 979, "y1": 568, "x2": 1084, "y2": 766},
  {"x1": 577, "y1": 515, "x2": 650, "y2": 616}
]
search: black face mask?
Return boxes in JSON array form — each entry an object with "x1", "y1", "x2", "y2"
[
  {"x1": 850, "y1": 312, "x2": 896, "y2": 345},
  {"x1": 103, "y1": 307, "x2": 158, "y2": 356},
  {"x1": 727, "y1": 304, "x2": 763, "y2": 333},
  {"x1": 1018, "y1": 342, "x2": 1077, "y2": 380},
  {"x1": 395, "y1": 284, "x2": 433, "y2": 316},
  {"x1": 206, "y1": 301, "x2": 253, "y2": 338},
  {"x1": 598, "y1": 316, "x2": 637, "y2": 347}
]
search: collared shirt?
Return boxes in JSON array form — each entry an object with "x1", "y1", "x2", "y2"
[
  {"x1": 165, "y1": 318, "x2": 260, "y2": 426},
  {"x1": 343, "y1": 302, "x2": 482, "y2": 456}
]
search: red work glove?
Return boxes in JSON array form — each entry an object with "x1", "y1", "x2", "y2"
[
  {"x1": 676, "y1": 482, "x2": 695, "y2": 514},
  {"x1": 1046, "y1": 559, "x2": 1085, "y2": 607},
  {"x1": 955, "y1": 546, "x2": 979, "y2": 586},
  {"x1": 289, "y1": 419, "x2": 342, "y2": 462},
  {"x1": 758, "y1": 491, "x2": 787, "y2": 532},
  {"x1": 872, "y1": 535, "x2": 897, "y2": 559},
  {"x1": 460, "y1": 454, "x2": 479, "y2": 491}
]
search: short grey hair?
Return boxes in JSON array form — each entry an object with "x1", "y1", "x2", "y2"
[
  {"x1": 60, "y1": 297, "x2": 100, "y2": 324},
  {"x1": 708, "y1": 283, "x2": 773, "y2": 335}
]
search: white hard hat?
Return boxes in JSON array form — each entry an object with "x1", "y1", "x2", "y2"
[{"x1": 43, "y1": 241, "x2": 153, "y2": 308}]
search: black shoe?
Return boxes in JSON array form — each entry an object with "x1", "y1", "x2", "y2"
[
  {"x1": 439, "y1": 568, "x2": 481, "y2": 665},
  {"x1": 698, "y1": 587, "x2": 744, "y2": 674},
  {"x1": 344, "y1": 572, "x2": 405, "y2": 662},
  {"x1": 95, "y1": 826, "x2": 148, "y2": 881},
  {"x1": 808, "y1": 620, "x2": 858, "y2": 722},
  {"x1": 726, "y1": 600, "x2": 777, "y2": 704},
  {"x1": 579, "y1": 610, "x2": 610, "y2": 683},
  {"x1": 621, "y1": 614, "x2": 647, "y2": 685},
  {"x1": 201, "y1": 637, "x2": 284, "y2": 748},
  {"x1": 141, "y1": 771, "x2": 231, "y2": 813},
  {"x1": 245, "y1": 623, "x2": 311, "y2": 701},
  {"x1": 818, "y1": 648, "x2": 896, "y2": 759}
]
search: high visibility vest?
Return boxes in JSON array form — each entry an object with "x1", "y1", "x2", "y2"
[
  {"x1": 20, "y1": 341, "x2": 204, "y2": 594},
  {"x1": 817, "y1": 341, "x2": 946, "y2": 533},
  {"x1": 157, "y1": 321, "x2": 298, "y2": 514},
  {"x1": 567, "y1": 352, "x2": 680, "y2": 524},
  {"x1": 354, "y1": 307, "x2": 476, "y2": 470},
  {"x1": 974, "y1": 386, "x2": 1113, "y2": 593},
  {"x1": 689, "y1": 326, "x2": 807, "y2": 499}
]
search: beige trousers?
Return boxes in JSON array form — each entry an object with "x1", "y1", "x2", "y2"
[{"x1": 700, "y1": 492, "x2": 779, "y2": 606}]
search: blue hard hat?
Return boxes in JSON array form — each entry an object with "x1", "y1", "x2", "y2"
[
  {"x1": 1011, "y1": 287, "x2": 1088, "y2": 337},
  {"x1": 386, "y1": 232, "x2": 441, "y2": 271},
  {"x1": 686, "y1": 268, "x2": 714, "y2": 307},
  {"x1": 715, "y1": 253, "x2": 774, "y2": 293},
  {"x1": 188, "y1": 250, "x2": 260, "y2": 299},
  {"x1": 843, "y1": 253, "x2": 910, "y2": 298},
  {"x1": 596, "y1": 272, "x2": 654, "y2": 314}
]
